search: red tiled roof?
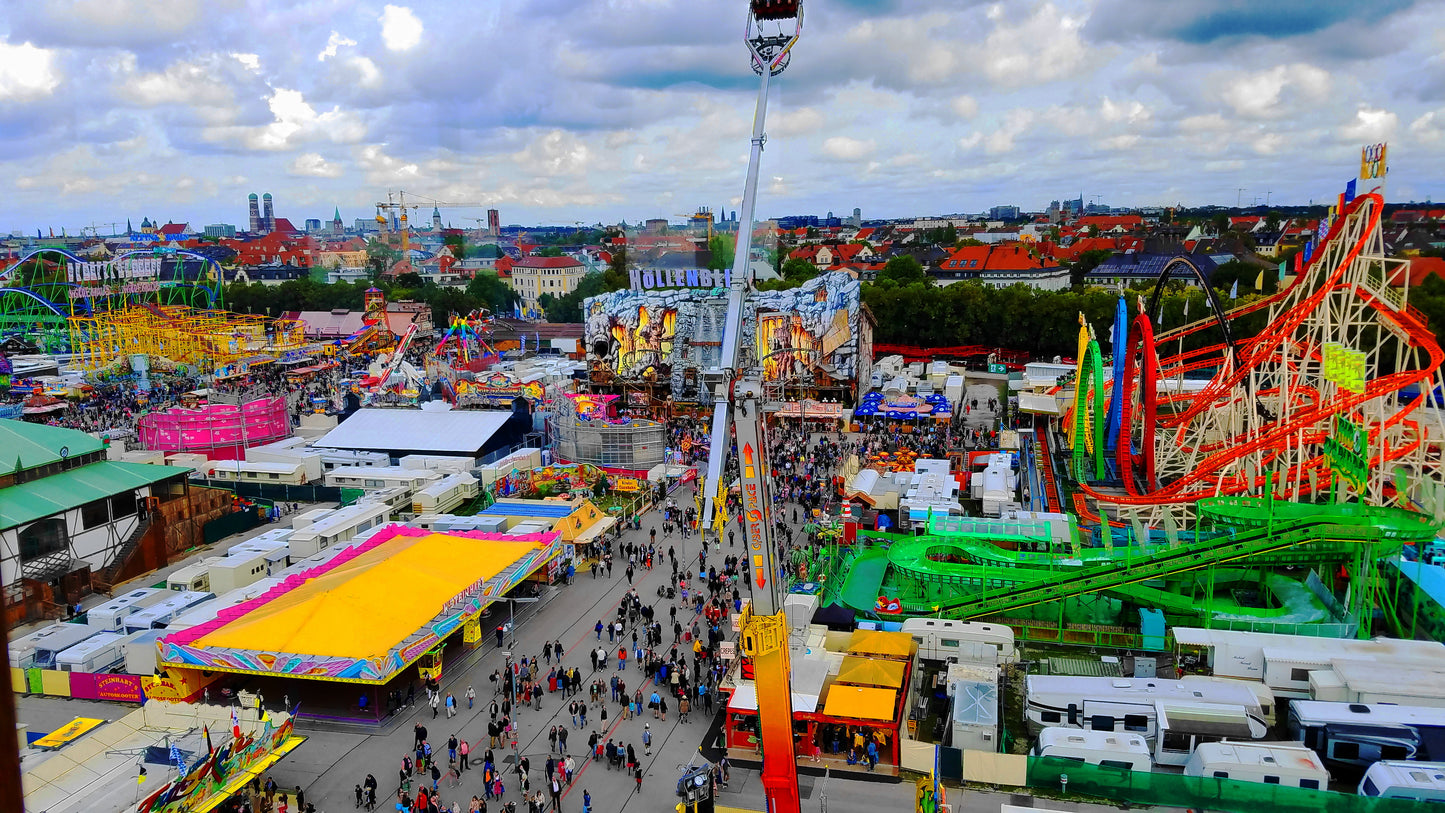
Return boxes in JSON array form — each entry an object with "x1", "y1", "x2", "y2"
[
  {"x1": 514, "y1": 255, "x2": 584, "y2": 269},
  {"x1": 1389, "y1": 257, "x2": 1445, "y2": 287}
]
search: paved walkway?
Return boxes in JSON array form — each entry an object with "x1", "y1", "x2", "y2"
[{"x1": 266, "y1": 483, "x2": 773, "y2": 813}]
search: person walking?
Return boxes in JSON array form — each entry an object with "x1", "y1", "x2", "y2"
[
  {"x1": 459, "y1": 738, "x2": 470, "y2": 772},
  {"x1": 642, "y1": 724, "x2": 652, "y2": 756},
  {"x1": 467, "y1": 686, "x2": 476, "y2": 709},
  {"x1": 558, "y1": 727, "x2": 568, "y2": 753},
  {"x1": 431, "y1": 691, "x2": 441, "y2": 719},
  {"x1": 446, "y1": 693, "x2": 457, "y2": 718}
]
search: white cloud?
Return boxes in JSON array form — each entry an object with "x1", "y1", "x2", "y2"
[
  {"x1": 289, "y1": 152, "x2": 344, "y2": 178},
  {"x1": 318, "y1": 31, "x2": 357, "y2": 62},
  {"x1": 0, "y1": 41, "x2": 61, "y2": 101},
  {"x1": 1100, "y1": 97, "x2": 1149, "y2": 125},
  {"x1": 1218, "y1": 63, "x2": 1331, "y2": 119},
  {"x1": 208, "y1": 88, "x2": 366, "y2": 151},
  {"x1": 821, "y1": 136, "x2": 877, "y2": 161},
  {"x1": 1342, "y1": 106, "x2": 1398, "y2": 142},
  {"x1": 1409, "y1": 110, "x2": 1445, "y2": 144},
  {"x1": 379, "y1": 5, "x2": 424, "y2": 52},
  {"x1": 982, "y1": 3, "x2": 1090, "y2": 86},
  {"x1": 513, "y1": 129, "x2": 591, "y2": 177},
  {"x1": 231, "y1": 53, "x2": 260, "y2": 73},
  {"x1": 951, "y1": 95, "x2": 979, "y2": 120},
  {"x1": 772, "y1": 107, "x2": 825, "y2": 137},
  {"x1": 117, "y1": 57, "x2": 231, "y2": 108}
]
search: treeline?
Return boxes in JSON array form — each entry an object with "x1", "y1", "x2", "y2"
[{"x1": 222, "y1": 274, "x2": 519, "y2": 327}]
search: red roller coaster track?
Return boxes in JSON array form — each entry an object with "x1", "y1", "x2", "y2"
[{"x1": 1085, "y1": 191, "x2": 1445, "y2": 509}]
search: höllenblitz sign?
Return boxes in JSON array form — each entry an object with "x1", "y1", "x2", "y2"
[{"x1": 629, "y1": 267, "x2": 732, "y2": 292}]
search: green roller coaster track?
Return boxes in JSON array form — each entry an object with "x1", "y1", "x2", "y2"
[
  {"x1": 833, "y1": 498, "x2": 1439, "y2": 638},
  {"x1": 1071, "y1": 334, "x2": 1107, "y2": 481}
]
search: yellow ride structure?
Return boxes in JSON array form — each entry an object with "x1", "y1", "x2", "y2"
[{"x1": 68, "y1": 305, "x2": 307, "y2": 375}]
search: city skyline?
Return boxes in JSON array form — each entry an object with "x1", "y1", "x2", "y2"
[{"x1": 2, "y1": 0, "x2": 1442, "y2": 233}]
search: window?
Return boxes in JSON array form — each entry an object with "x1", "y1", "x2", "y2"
[
  {"x1": 1290, "y1": 668, "x2": 1311, "y2": 682},
  {"x1": 1331, "y1": 742, "x2": 1360, "y2": 761},
  {"x1": 1089, "y1": 716, "x2": 1116, "y2": 732},
  {"x1": 81, "y1": 499, "x2": 111, "y2": 529},
  {"x1": 1213, "y1": 771, "x2": 1229, "y2": 779},
  {"x1": 1382, "y1": 744, "x2": 1410, "y2": 760},
  {"x1": 1361, "y1": 778, "x2": 1380, "y2": 797},
  {"x1": 1099, "y1": 760, "x2": 1134, "y2": 771},
  {"x1": 1040, "y1": 711, "x2": 1061, "y2": 723},
  {"x1": 1300, "y1": 779, "x2": 1320, "y2": 790},
  {"x1": 1123, "y1": 715, "x2": 1148, "y2": 732},
  {"x1": 1160, "y1": 731, "x2": 1192, "y2": 753},
  {"x1": 1264, "y1": 776, "x2": 1280, "y2": 785},
  {"x1": 18, "y1": 518, "x2": 68, "y2": 562},
  {"x1": 110, "y1": 491, "x2": 138, "y2": 519},
  {"x1": 268, "y1": 473, "x2": 280, "y2": 480},
  {"x1": 940, "y1": 639, "x2": 959, "y2": 647}
]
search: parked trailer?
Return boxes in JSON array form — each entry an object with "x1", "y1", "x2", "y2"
[
  {"x1": 1359, "y1": 761, "x2": 1445, "y2": 802},
  {"x1": 1031, "y1": 727, "x2": 1152, "y2": 771},
  {"x1": 165, "y1": 561, "x2": 213, "y2": 593},
  {"x1": 10, "y1": 622, "x2": 99, "y2": 669},
  {"x1": 1154, "y1": 700, "x2": 1271, "y2": 767},
  {"x1": 901, "y1": 618, "x2": 1017, "y2": 662},
  {"x1": 1024, "y1": 675, "x2": 1267, "y2": 741},
  {"x1": 54, "y1": 631, "x2": 127, "y2": 672},
  {"x1": 1287, "y1": 700, "x2": 1445, "y2": 771},
  {"x1": 86, "y1": 588, "x2": 170, "y2": 632},
  {"x1": 207, "y1": 551, "x2": 269, "y2": 595},
  {"x1": 1183, "y1": 741, "x2": 1330, "y2": 790},
  {"x1": 122, "y1": 591, "x2": 214, "y2": 634},
  {"x1": 122, "y1": 629, "x2": 167, "y2": 676}
]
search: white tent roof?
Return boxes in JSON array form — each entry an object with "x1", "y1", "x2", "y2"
[{"x1": 316, "y1": 407, "x2": 510, "y2": 455}]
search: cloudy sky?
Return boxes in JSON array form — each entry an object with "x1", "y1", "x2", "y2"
[{"x1": 1, "y1": 0, "x2": 1442, "y2": 234}]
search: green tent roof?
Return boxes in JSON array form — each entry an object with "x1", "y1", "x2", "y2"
[
  {"x1": 0, "y1": 420, "x2": 106, "y2": 477},
  {"x1": 0, "y1": 461, "x2": 191, "y2": 531}
]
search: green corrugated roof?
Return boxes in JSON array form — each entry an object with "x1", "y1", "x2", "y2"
[
  {"x1": 0, "y1": 419, "x2": 106, "y2": 476},
  {"x1": 0, "y1": 461, "x2": 192, "y2": 531}
]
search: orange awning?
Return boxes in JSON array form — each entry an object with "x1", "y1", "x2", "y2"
[
  {"x1": 822, "y1": 685, "x2": 896, "y2": 722},
  {"x1": 835, "y1": 656, "x2": 906, "y2": 689},
  {"x1": 845, "y1": 629, "x2": 913, "y2": 660}
]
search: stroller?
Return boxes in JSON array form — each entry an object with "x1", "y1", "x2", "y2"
[{"x1": 656, "y1": 585, "x2": 677, "y2": 599}]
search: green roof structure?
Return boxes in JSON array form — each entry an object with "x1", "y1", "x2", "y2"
[
  {"x1": 0, "y1": 420, "x2": 105, "y2": 476},
  {"x1": 0, "y1": 460, "x2": 192, "y2": 531}
]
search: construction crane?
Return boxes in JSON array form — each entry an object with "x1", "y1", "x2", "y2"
[
  {"x1": 375, "y1": 190, "x2": 492, "y2": 264},
  {"x1": 699, "y1": 3, "x2": 804, "y2": 813}
]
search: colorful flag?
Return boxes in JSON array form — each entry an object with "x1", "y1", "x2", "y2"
[
  {"x1": 137, "y1": 767, "x2": 147, "y2": 784},
  {"x1": 1229, "y1": 279, "x2": 1238, "y2": 299},
  {"x1": 1345, "y1": 178, "x2": 1357, "y2": 204},
  {"x1": 204, "y1": 725, "x2": 213, "y2": 755},
  {"x1": 1255, "y1": 270, "x2": 1265, "y2": 290}
]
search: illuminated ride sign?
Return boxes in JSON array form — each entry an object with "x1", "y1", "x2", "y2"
[
  {"x1": 734, "y1": 386, "x2": 778, "y2": 616},
  {"x1": 628, "y1": 267, "x2": 733, "y2": 292}
]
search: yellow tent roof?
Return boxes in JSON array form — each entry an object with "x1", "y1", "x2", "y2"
[
  {"x1": 836, "y1": 656, "x2": 906, "y2": 689},
  {"x1": 846, "y1": 629, "x2": 913, "y2": 660},
  {"x1": 822, "y1": 685, "x2": 897, "y2": 721},
  {"x1": 194, "y1": 533, "x2": 541, "y2": 659}
]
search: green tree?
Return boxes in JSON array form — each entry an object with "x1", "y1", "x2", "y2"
[
  {"x1": 395, "y1": 271, "x2": 425, "y2": 288},
  {"x1": 1264, "y1": 210, "x2": 1282, "y2": 232},
  {"x1": 366, "y1": 238, "x2": 398, "y2": 277},
  {"x1": 602, "y1": 246, "x2": 629, "y2": 291},
  {"x1": 941, "y1": 223, "x2": 958, "y2": 245},
  {"x1": 1069, "y1": 249, "x2": 1114, "y2": 289},
  {"x1": 707, "y1": 233, "x2": 736, "y2": 273},
  {"x1": 781, "y1": 257, "x2": 818, "y2": 284},
  {"x1": 878, "y1": 255, "x2": 929, "y2": 286},
  {"x1": 540, "y1": 272, "x2": 610, "y2": 322},
  {"x1": 466, "y1": 272, "x2": 520, "y2": 316},
  {"x1": 1210, "y1": 212, "x2": 1230, "y2": 235},
  {"x1": 443, "y1": 233, "x2": 467, "y2": 260},
  {"x1": 537, "y1": 247, "x2": 564, "y2": 258}
]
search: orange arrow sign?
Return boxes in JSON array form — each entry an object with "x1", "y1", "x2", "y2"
[{"x1": 742, "y1": 443, "x2": 755, "y2": 478}]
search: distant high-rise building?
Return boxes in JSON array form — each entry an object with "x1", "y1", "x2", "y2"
[
  {"x1": 305, "y1": 218, "x2": 322, "y2": 233},
  {"x1": 248, "y1": 193, "x2": 261, "y2": 233},
  {"x1": 432, "y1": 206, "x2": 442, "y2": 230},
  {"x1": 989, "y1": 205, "x2": 1020, "y2": 220},
  {"x1": 731, "y1": 210, "x2": 737, "y2": 223},
  {"x1": 205, "y1": 223, "x2": 237, "y2": 238},
  {"x1": 262, "y1": 193, "x2": 275, "y2": 233},
  {"x1": 487, "y1": 208, "x2": 500, "y2": 236},
  {"x1": 848, "y1": 207, "x2": 862, "y2": 228}
]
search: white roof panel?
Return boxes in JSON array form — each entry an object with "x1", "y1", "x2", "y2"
[{"x1": 316, "y1": 408, "x2": 511, "y2": 455}]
